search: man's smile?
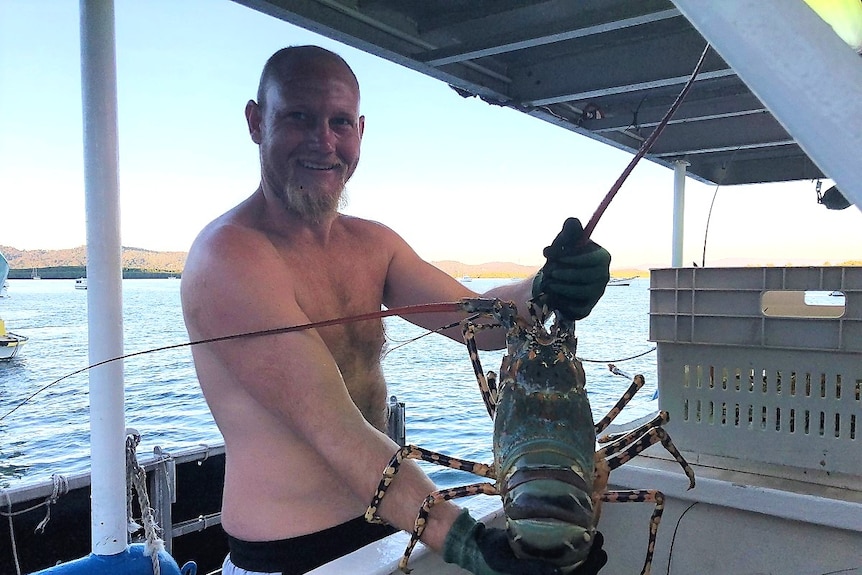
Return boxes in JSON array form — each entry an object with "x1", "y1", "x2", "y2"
[{"x1": 298, "y1": 159, "x2": 340, "y2": 171}]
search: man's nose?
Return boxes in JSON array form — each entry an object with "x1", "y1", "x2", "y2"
[{"x1": 307, "y1": 121, "x2": 336, "y2": 151}]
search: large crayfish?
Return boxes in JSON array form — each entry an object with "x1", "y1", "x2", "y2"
[{"x1": 366, "y1": 297, "x2": 695, "y2": 575}]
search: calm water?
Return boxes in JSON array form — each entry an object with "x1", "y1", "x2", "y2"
[{"x1": 0, "y1": 277, "x2": 657, "y2": 489}]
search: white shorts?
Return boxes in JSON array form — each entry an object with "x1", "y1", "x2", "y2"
[{"x1": 221, "y1": 554, "x2": 279, "y2": 575}]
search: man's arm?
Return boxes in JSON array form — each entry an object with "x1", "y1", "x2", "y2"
[
  {"x1": 379, "y1": 225, "x2": 536, "y2": 351},
  {"x1": 378, "y1": 219, "x2": 609, "y2": 350}
]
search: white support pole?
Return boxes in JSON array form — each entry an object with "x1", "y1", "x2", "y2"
[
  {"x1": 80, "y1": 0, "x2": 127, "y2": 556},
  {"x1": 671, "y1": 0, "x2": 862, "y2": 211},
  {"x1": 672, "y1": 160, "x2": 689, "y2": 268}
]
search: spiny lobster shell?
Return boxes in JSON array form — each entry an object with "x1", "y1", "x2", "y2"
[{"x1": 494, "y1": 319, "x2": 598, "y2": 568}]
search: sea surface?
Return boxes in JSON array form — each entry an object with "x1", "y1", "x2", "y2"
[{"x1": 0, "y1": 277, "x2": 658, "y2": 490}]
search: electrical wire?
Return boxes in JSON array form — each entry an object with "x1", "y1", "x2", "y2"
[
  {"x1": 665, "y1": 501, "x2": 699, "y2": 575},
  {"x1": 700, "y1": 147, "x2": 739, "y2": 267}
]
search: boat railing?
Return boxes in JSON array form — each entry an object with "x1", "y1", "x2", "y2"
[
  {"x1": 1, "y1": 397, "x2": 407, "y2": 573},
  {"x1": 142, "y1": 443, "x2": 227, "y2": 553},
  {"x1": 0, "y1": 441, "x2": 227, "y2": 573},
  {"x1": 4, "y1": 442, "x2": 224, "y2": 536}
]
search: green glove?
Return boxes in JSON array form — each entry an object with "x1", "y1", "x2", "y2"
[
  {"x1": 443, "y1": 510, "x2": 561, "y2": 575},
  {"x1": 532, "y1": 218, "x2": 611, "y2": 320},
  {"x1": 443, "y1": 510, "x2": 608, "y2": 575}
]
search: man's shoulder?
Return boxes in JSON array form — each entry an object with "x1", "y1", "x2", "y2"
[
  {"x1": 189, "y1": 191, "x2": 269, "y2": 246},
  {"x1": 337, "y1": 214, "x2": 404, "y2": 245},
  {"x1": 184, "y1": 213, "x2": 282, "y2": 288},
  {"x1": 188, "y1": 218, "x2": 267, "y2": 263}
]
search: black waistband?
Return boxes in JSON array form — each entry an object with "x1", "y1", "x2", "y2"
[{"x1": 228, "y1": 515, "x2": 397, "y2": 574}]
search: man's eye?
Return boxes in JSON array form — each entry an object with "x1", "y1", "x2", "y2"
[
  {"x1": 331, "y1": 117, "x2": 353, "y2": 128},
  {"x1": 287, "y1": 112, "x2": 308, "y2": 121}
]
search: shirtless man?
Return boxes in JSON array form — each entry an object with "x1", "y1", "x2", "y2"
[{"x1": 181, "y1": 46, "x2": 610, "y2": 575}]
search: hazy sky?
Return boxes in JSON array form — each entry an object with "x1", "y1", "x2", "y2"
[{"x1": 2, "y1": 1, "x2": 860, "y2": 269}]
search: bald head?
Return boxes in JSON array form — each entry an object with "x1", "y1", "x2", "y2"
[{"x1": 257, "y1": 46, "x2": 360, "y2": 112}]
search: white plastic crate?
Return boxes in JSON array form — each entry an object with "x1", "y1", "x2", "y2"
[{"x1": 649, "y1": 267, "x2": 862, "y2": 476}]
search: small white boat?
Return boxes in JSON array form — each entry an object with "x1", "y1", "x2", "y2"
[
  {"x1": 459, "y1": 275, "x2": 472, "y2": 283},
  {"x1": 75, "y1": 277, "x2": 88, "y2": 290},
  {"x1": 607, "y1": 276, "x2": 636, "y2": 286},
  {"x1": 0, "y1": 318, "x2": 28, "y2": 360},
  {"x1": 31, "y1": 268, "x2": 41, "y2": 280}
]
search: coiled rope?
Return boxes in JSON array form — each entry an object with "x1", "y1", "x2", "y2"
[{"x1": 126, "y1": 429, "x2": 165, "y2": 575}]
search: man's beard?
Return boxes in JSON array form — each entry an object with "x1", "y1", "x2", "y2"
[{"x1": 279, "y1": 180, "x2": 349, "y2": 224}]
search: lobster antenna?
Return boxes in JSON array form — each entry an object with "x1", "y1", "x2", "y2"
[
  {"x1": 381, "y1": 313, "x2": 485, "y2": 359},
  {"x1": 581, "y1": 43, "x2": 711, "y2": 243},
  {"x1": 0, "y1": 301, "x2": 464, "y2": 422}
]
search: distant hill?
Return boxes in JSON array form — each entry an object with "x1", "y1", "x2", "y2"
[
  {"x1": 7, "y1": 245, "x2": 854, "y2": 281},
  {"x1": 431, "y1": 260, "x2": 540, "y2": 279},
  {"x1": 1, "y1": 245, "x2": 544, "y2": 279},
  {"x1": 1, "y1": 245, "x2": 187, "y2": 278}
]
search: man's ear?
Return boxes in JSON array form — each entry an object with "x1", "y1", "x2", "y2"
[{"x1": 245, "y1": 100, "x2": 262, "y2": 144}]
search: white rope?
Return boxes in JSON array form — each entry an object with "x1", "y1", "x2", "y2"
[
  {"x1": 126, "y1": 430, "x2": 164, "y2": 575},
  {"x1": 34, "y1": 474, "x2": 69, "y2": 534},
  {"x1": 0, "y1": 474, "x2": 69, "y2": 524},
  {"x1": 3, "y1": 490, "x2": 22, "y2": 575},
  {"x1": 1, "y1": 473, "x2": 68, "y2": 575}
]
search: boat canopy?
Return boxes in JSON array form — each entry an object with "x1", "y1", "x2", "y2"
[{"x1": 232, "y1": 0, "x2": 862, "y2": 206}]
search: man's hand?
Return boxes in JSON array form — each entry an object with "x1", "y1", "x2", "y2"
[
  {"x1": 443, "y1": 510, "x2": 608, "y2": 575},
  {"x1": 532, "y1": 218, "x2": 611, "y2": 320}
]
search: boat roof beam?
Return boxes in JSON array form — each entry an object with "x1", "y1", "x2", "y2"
[{"x1": 420, "y1": 8, "x2": 683, "y2": 67}]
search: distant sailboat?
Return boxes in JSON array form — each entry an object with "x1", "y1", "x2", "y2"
[
  {"x1": 1, "y1": 252, "x2": 9, "y2": 298},
  {"x1": 31, "y1": 268, "x2": 41, "y2": 280}
]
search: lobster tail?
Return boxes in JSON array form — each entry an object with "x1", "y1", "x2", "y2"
[{"x1": 503, "y1": 464, "x2": 596, "y2": 567}]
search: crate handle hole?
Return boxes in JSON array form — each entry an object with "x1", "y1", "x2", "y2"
[{"x1": 761, "y1": 290, "x2": 845, "y2": 318}]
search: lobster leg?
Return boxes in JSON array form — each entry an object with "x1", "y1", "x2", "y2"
[
  {"x1": 400, "y1": 482, "x2": 500, "y2": 573},
  {"x1": 600, "y1": 489, "x2": 665, "y2": 575},
  {"x1": 366, "y1": 444, "x2": 496, "y2": 523},
  {"x1": 594, "y1": 366, "x2": 647, "y2": 435},
  {"x1": 594, "y1": 427, "x2": 691, "y2": 574},
  {"x1": 598, "y1": 410, "x2": 668, "y2": 444},
  {"x1": 597, "y1": 418, "x2": 696, "y2": 489},
  {"x1": 462, "y1": 320, "x2": 502, "y2": 418},
  {"x1": 366, "y1": 443, "x2": 500, "y2": 573}
]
